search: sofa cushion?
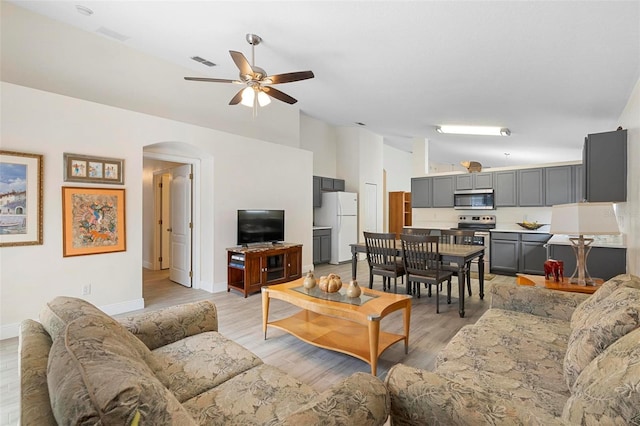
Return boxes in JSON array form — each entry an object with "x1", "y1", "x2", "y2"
[
  {"x1": 152, "y1": 331, "x2": 263, "y2": 402},
  {"x1": 39, "y1": 296, "x2": 111, "y2": 341},
  {"x1": 436, "y1": 309, "x2": 571, "y2": 395},
  {"x1": 571, "y1": 274, "x2": 640, "y2": 330},
  {"x1": 562, "y1": 328, "x2": 640, "y2": 425},
  {"x1": 564, "y1": 286, "x2": 640, "y2": 389},
  {"x1": 47, "y1": 314, "x2": 196, "y2": 425},
  {"x1": 182, "y1": 364, "x2": 318, "y2": 425}
]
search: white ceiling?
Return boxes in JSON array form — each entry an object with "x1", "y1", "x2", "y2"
[{"x1": 6, "y1": 1, "x2": 640, "y2": 168}]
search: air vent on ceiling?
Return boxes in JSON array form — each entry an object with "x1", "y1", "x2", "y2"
[
  {"x1": 96, "y1": 26, "x2": 130, "y2": 42},
  {"x1": 191, "y1": 56, "x2": 216, "y2": 67}
]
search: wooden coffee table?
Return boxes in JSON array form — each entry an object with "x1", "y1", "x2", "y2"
[
  {"x1": 262, "y1": 278, "x2": 412, "y2": 376},
  {"x1": 516, "y1": 273, "x2": 603, "y2": 294}
]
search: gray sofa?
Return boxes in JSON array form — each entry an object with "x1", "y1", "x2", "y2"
[
  {"x1": 385, "y1": 274, "x2": 640, "y2": 425},
  {"x1": 20, "y1": 297, "x2": 389, "y2": 425}
]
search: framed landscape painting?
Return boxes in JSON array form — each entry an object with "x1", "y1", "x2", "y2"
[
  {"x1": 0, "y1": 150, "x2": 43, "y2": 247},
  {"x1": 62, "y1": 187, "x2": 126, "y2": 256},
  {"x1": 64, "y1": 153, "x2": 124, "y2": 185}
]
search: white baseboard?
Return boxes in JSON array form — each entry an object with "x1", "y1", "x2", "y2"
[
  {"x1": 142, "y1": 260, "x2": 154, "y2": 269},
  {"x1": 198, "y1": 280, "x2": 214, "y2": 293},
  {"x1": 100, "y1": 298, "x2": 145, "y2": 316},
  {"x1": 0, "y1": 297, "x2": 145, "y2": 340}
]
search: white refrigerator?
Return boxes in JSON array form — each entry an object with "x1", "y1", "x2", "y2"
[{"x1": 315, "y1": 191, "x2": 358, "y2": 264}]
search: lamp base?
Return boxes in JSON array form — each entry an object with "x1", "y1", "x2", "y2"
[{"x1": 568, "y1": 236, "x2": 594, "y2": 286}]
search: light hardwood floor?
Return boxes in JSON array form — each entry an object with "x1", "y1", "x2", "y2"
[{"x1": 0, "y1": 261, "x2": 515, "y2": 425}]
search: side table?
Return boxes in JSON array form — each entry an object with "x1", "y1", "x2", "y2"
[{"x1": 516, "y1": 274, "x2": 603, "y2": 294}]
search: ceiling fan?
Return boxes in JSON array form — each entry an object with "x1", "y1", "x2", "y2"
[{"x1": 184, "y1": 33, "x2": 314, "y2": 111}]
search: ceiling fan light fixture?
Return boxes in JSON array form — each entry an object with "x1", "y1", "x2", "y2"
[
  {"x1": 240, "y1": 87, "x2": 255, "y2": 107},
  {"x1": 257, "y1": 90, "x2": 271, "y2": 107},
  {"x1": 436, "y1": 125, "x2": 511, "y2": 136}
]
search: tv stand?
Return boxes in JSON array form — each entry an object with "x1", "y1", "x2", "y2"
[{"x1": 227, "y1": 243, "x2": 302, "y2": 298}]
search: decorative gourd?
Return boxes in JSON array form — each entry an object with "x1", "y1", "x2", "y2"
[
  {"x1": 345, "y1": 279, "x2": 361, "y2": 298},
  {"x1": 319, "y1": 273, "x2": 342, "y2": 293},
  {"x1": 303, "y1": 270, "x2": 316, "y2": 289}
]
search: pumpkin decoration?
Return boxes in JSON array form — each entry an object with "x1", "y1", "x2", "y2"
[
  {"x1": 318, "y1": 273, "x2": 342, "y2": 293},
  {"x1": 303, "y1": 270, "x2": 317, "y2": 289}
]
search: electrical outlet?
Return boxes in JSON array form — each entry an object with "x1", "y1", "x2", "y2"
[{"x1": 82, "y1": 284, "x2": 91, "y2": 295}]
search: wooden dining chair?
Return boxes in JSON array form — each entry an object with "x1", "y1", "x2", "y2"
[
  {"x1": 363, "y1": 232, "x2": 405, "y2": 293},
  {"x1": 439, "y1": 229, "x2": 475, "y2": 297},
  {"x1": 400, "y1": 234, "x2": 453, "y2": 313},
  {"x1": 403, "y1": 228, "x2": 436, "y2": 236}
]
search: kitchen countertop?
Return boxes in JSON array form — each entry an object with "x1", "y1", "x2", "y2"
[{"x1": 313, "y1": 226, "x2": 332, "y2": 230}]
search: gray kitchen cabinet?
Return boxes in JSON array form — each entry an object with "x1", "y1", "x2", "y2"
[
  {"x1": 455, "y1": 172, "x2": 493, "y2": 191},
  {"x1": 491, "y1": 232, "x2": 551, "y2": 275},
  {"x1": 313, "y1": 176, "x2": 346, "y2": 207},
  {"x1": 313, "y1": 229, "x2": 331, "y2": 264},
  {"x1": 494, "y1": 171, "x2": 517, "y2": 207},
  {"x1": 548, "y1": 245, "x2": 626, "y2": 281},
  {"x1": 545, "y1": 166, "x2": 574, "y2": 206},
  {"x1": 520, "y1": 233, "x2": 552, "y2": 274},
  {"x1": 411, "y1": 177, "x2": 432, "y2": 207},
  {"x1": 313, "y1": 176, "x2": 322, "y2": 207},
  {"x1": 574, "y1": 165, "x2": 584, "y2": 202},
  {"x1": 583, "y1": 129, "x2": 627, "y2": 202},
  {"x1": 518, "y1": 168, "x2": 544, "y2": 207},
  {"x1": 432, "y1": 176, "x2": 454, "y2": 207},
  {"x1": 491, "y1": 232, "x2": 519, "y2": 274}
]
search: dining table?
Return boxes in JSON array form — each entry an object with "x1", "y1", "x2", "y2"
[{"x1": 350, "y1": 242, "x2": 485, "y2": 318}]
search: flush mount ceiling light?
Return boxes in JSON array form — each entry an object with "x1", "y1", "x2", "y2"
[{"x1": 436, "y1": 125, "x2": 511, "y2": 136}]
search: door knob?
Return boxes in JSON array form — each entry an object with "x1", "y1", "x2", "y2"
[{"x1": 167, "y1": 228, "x2": 172, "y2": 232}]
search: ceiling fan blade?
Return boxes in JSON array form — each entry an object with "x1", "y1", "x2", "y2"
[
  {"x1": 184, "y1": 77, "x2": 239, "y2": 84},
  {"x1": 229, "y1": 89, "x2": 244, "y2": 105},
  {"x1": 229, "y1": 50, "x2": 254, "y2": 78},
  {"x1": 262, "y1": 86, "x2": 298, "y2": 104},
  {"x1": 266, "y1": 71, "x2": 315, "y2": 85}
]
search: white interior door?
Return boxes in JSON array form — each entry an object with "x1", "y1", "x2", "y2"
[
  {"x1": 169, "y1": 164, "x2": 192, "y2": 287},
  {"x1": 160, "y1": 173, "x2": 171, "y2": 270},
  {"x1": 364, "y1": 183, "x2": 377, "y2": 232}
]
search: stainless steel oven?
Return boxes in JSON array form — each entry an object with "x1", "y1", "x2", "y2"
[{"x1": 451, "y1": 215, "x2": 495, "y2": 272}]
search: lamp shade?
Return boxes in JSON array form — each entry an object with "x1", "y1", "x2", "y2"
[{"x1": 550, "y1": 202, "x2": 620, "y2": 235}]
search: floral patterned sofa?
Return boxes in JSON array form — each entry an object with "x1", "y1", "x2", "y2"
[
  {"x1": 19, "y1": 297, "x2": 389, "y2": 425},
  {"x1": 385, "y1": 274, "x2": 640, "y2": 425}
]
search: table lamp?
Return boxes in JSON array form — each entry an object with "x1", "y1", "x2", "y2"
[{"x1": 550, "y1": 202, "x2": 620, "y2": 285}]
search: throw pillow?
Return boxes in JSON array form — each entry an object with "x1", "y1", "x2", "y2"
[
  {"x1": 564, "y1": 286, "x2": 640, "y2": 389},
  {"x1": 562, "y1": 328, "x2": 640, "y2": 424},
  {"x1": 47, "y1": 314, "x2": 196, "y2": 425}
]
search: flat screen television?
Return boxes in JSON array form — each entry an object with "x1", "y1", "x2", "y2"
[{"x1": 237, "y1": 209, "x2": 285, "y2": 245}]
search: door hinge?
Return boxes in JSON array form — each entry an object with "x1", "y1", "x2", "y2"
[
  {"x1": 158, "y1": 219, "x2": 162, "y2": 225},
  {"x1": 158, "y1": 256, "x2": 162, "y2": 262},
  {"x1": 189, "y1": 222, "x2": 193, "y2": 229},
  {"x1": 158, "y1": 182, "x2": 163, "y2": 188},
  {"x1": 189, "y1": 271, "x2": 193, "y2": 278},
  {"x1": 189, "y1": 173, "x2": 193, "y2": 180}
]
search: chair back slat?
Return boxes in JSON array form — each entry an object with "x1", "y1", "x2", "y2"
[
  {"x1": 400, "y1": 234, "x2": 442, "y2": 275},
  {"x1": 439, "y1": 229, "x2": 475, "y2": 245},
  {"x1": 364, "y1": 232, "x2": 399, "y2": 269}
]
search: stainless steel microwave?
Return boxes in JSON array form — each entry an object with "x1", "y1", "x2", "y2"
[{"x1": 454, "y1": 189, "x2": 495, "y2": 210}]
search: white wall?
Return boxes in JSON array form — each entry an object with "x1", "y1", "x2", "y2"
[
  {"x1": 618, "y1": 77, "x2": 640, "y2": 275},
  {"x1": 0, "y1": 82, "x2": 313, "y2": 338},
  {"x1": 383, "y1": 145, "x2": 412, "y2": 192},
  {"x1": 300, "y1": 114, "x2": 337, "y2": 177}
]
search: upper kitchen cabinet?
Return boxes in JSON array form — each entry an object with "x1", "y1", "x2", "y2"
[
  {"x1": 432, "y1": 176, "x2": 455, "y2": 208},
  {"x1": 583, "y1": 129, "x2": 627, "y2": 202},
  {"x1": 455, "y1": 172, "x2": 493, "y2": 191},
  {"x1": 545, "y1": 165, "x2": 574, "y2": 206},
  {"x1": 313, "y1": 176, "x2": 346, "y2": 207},
  {"x1": 313, "y1": 176, "x2": 322, "y2": 207},
  {"x1": 494, "y1": 171, "x2": 517, "y2": 207},
  {"x1": 411, "y1": 177, "x2": 432, "y2": 208},
  {"x1": 517, "y1": 168, "x2": 544, "y2": 207}
]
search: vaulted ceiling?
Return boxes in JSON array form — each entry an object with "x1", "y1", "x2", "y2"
[{"x1": 4, "y1": 1, "x2": 639, "y2": 168}]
